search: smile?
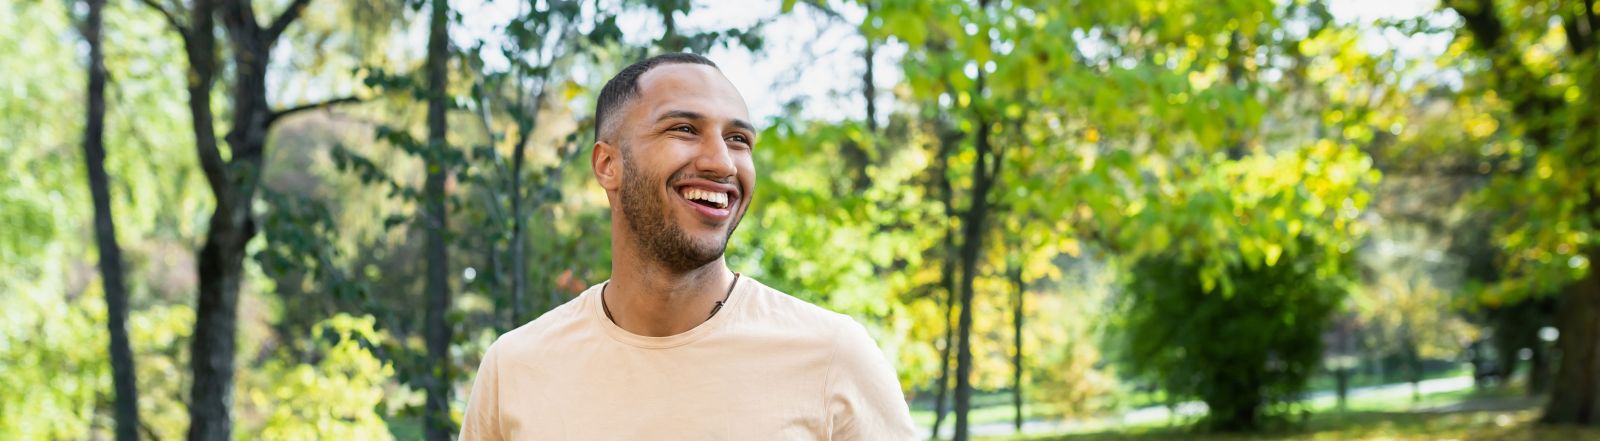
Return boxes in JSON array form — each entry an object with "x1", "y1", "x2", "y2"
[
  {"x1": 674, "y1": 184, "x2": 735, "y2": 221},
  {"x1": 679, "y1": 187, "x2": 729, "y2": 209}
]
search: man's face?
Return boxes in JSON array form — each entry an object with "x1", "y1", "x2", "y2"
[{"x1": 606, "y1": 64, "x2": 757, "y2": 273}]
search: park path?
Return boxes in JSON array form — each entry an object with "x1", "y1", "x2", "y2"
[{"x1": 919, "y1": 376, "x2": 1477, "y2": 439}]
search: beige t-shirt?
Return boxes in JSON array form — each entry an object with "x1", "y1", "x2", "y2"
[{"x1": 459, "y1": 276, "x2": 917, "y2": 441}]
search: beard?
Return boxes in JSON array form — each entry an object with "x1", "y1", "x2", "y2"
[{"x1": 618, "y1": 153, "x2": 745, "y2": 274}]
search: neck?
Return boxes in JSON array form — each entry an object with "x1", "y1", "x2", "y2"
[{"x1": 605, "y1": 237, "x2": 736, "y2": 337}]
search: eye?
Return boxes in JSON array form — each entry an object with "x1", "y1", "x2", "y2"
[
  {"x1": 726, "y1": 134, "x2": 750, "y2": 145},
  {"x1": 670, "y1": 124, "x2": 695, "y2": 134}
]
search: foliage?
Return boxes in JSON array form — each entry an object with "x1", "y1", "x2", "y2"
[
  {"x1": 241, "y1": 314, "x2": 398, "y2": 440},
  {"x1": 1119, "y1": 246, "x2": 1348, "y2": 432},
  {"x1": 866, "y1": 0, "x2": 1380, "y2": 432},
  {"x1": 0, "y1": 1, "x2": 77, "y2": 273},
  {"x1": 1044, "y1": 404, "x2": 1600, "y2": 441},
  {"x1": 0, "y1": 266, "x2": 108, "y2": 440},
  {"x1": 1027, "y1": 257, "x2": 1119, "y2": 417},
  {"x1": 1355, "y1": 270, "x2": 1480, "y2": 368},
  {"x1": 0, "y1": 276, "x2": 398, "y2": 440},
  {"x1": 1425, "y1": 0, "x2": 1600, "y2": 303},
  {"x1": 2, "y1": 260, "x2": 191, "y2": 441}
]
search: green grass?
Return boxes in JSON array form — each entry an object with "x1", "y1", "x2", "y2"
[
  {"x1": 911, "y1": 401, "x2": 1063, "y2": 429},
  {"x1": 1300, "y1": 365, "x2": 1473, "y2": 394},
  {"x1": 976, "y1": 385, "x2": 1600, "y2": 441},
  {"x1": 1020, "y1": 407, "x2": 1599, "y2": 441},
  {"x1": 1297, "y1": 381, "x2": 1473, "y2": 414},
  {"x1": 911, "y1": 369, "x2": 1475, "y2": 429},
  {"x1": 916, "y1": 364, "x2": 1484, "y2": 430}
]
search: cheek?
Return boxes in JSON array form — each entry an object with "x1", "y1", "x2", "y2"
[
  {"x1": 739, "y1": 164, "x2": 758, "y2": 206},
  {"x1": 738, "y1": 161, "x2": 757, "y2": 192},
  {"x1": 626, "y1": 150, "x2": 671, "y2": 182}
]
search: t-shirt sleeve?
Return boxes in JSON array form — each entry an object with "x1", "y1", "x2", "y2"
[
  {"x1": 459, "y1": 344, "x2": 503, "y2": 441},
  {"x1": 825, "y1": 317, "x2": 918, "y2": 441}
]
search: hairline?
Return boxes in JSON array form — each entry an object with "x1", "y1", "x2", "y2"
[{"x1": 594, "y1": 54, "x2": 721, "y2": 147}]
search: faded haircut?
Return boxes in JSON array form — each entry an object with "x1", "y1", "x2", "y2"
[{"x1": 593, "y1": 52, "x2": 720, "y2": 145}]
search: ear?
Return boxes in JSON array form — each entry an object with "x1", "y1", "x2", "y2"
[{"x1": 592, "y1": 140, "x2": 622, "y2": 192}]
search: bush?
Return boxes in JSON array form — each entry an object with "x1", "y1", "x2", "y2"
[{"x1": 1119, "y1": 250, "x2": 1347, "y2": 431}]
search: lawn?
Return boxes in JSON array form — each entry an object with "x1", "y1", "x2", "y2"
[
  {"x1": 1024, "y1": 408, "x2": 1598, "y2": 440},
  {"x1": 1004, "y1": 387, "x2": 1600, "y2": 441},
  {"x1": 913, "y1": 366, "x2": 1480, "y2": 430}
]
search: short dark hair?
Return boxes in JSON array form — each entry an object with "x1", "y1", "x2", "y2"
[{"x1": 594, "y1": 52, "x2": 719, "y2": 144}]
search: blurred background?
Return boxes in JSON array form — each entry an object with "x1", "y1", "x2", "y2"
[{"x1": 4, "y1": 0, "x2": 1600, "y2": 439}]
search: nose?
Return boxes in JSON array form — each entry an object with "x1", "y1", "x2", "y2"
[{"x1": 693, "y1": 133, "x2": 737, "y2": 181}]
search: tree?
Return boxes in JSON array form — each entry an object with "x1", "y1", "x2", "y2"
[
  {"x1": 421, "y1": 0, "x2": 453, "y2": 437},
  {"x1": 928, "y1": 123, "x2": 963, "y2": 438},
  {"x1": 1431, "y1": 0, "x2": 1600, "y2": 425},
  {"x1": 867, "y1": 0, "x2": 1377, "y2": 434},
  {"x1": 867, "y1": 1, "x2": 1013, "y2": 437},
  {"x1": 1355, "y1": 85, "x2": 1513, "y2": 394},
  {"x1": 136, "y1": 0, "x2": 349, "y2": 436},
  {"x1": 77, "y1": 0, "x2": 141, "y2": 437},
  {"x1": 459, "y1": 0, "x2": 623, "y2": 328},
  {"x1": 1123, "y1": 247, "x2": 1347, "y2": 431},
  {"x1": 1356, "y1": 272, "x2": 1478, "y2": 401},
  {"x1": 1007, "y1": 247, "x2": 1024, "y2": 432}
]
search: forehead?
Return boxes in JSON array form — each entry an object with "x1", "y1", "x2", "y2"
[{"x1": 631, "y1": 64, "x2": 751, "y2": 125}]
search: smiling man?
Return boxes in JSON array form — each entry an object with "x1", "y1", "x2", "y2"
[{"x1": 459, "y1": 53, "x2": 917, "y2": 440}]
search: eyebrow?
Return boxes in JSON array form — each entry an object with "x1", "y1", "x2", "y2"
[{"x1": 656, "y1": 110, "x2": 756, "y2": 134}]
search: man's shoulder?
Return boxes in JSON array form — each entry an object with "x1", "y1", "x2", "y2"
[
  {"x1": 741, "y1": 278, "x2": 895, "y2": 388},
  {"x1": 485, "y1": 285, "x2": 599, "y2": 361},
  {"x1": 739, "y1": 277, "x2": 859, "y2": 332}
]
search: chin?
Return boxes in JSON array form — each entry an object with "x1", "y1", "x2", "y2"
[{"x1": 688, "y1": 238, "x2": 729, "y2": 262}]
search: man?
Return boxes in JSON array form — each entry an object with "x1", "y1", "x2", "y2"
[{"x1": 459, "y1": 53, "x2": 917, "y2": 440}]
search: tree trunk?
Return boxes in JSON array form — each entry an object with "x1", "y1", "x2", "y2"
[
  {"x1": 510, "y1": 126, "x2": 527, "y2": 326},
  {"x1": 838, "y1": 3, "x2": 878, "y2": 193},
  {"x1": 862, "y1": 23, "x2": 878, "y2": 135},
  {"x1": 1334, "y1": 319, "x2": 1351, "y2": 410},
  {"x1": 1011, "y1": 263, "x2": 1024, "y2": 433},
  {"x1": 953, "y1": 107, "x2": 995, "y2": 441},
  {"x1": 952, "y1": 6, "x2": 998, "y2": 436},
  {"x1": 184, "y1": 1, "x2": 310, "y2": 437},
  {"x1": 1335, "y1": 368, "x2": 1349, "y2": 411},
  {"x1": 1407, "y1": 344, "x2": 1422, "y2": 402},
  {"x1": 1543, "y1": 248, "x2": 1600, "y2": 425},
  {"x1": 929, "y1": 230, "x2": 957, "y2": 439},
  {"x1": 1492, "y1": 307, "x2": 1525, "y2": 384},
  {"x1": 80, "y1": 0, "x2": 141, "y2": 437},
  {"x1": 188, "y1": 218, "x2": 251, "y2": 441},
  {"x1": 422, "y1": 0, "x2": 455, "y2": 438},
  {"x1": 1529, "y1": 332, "x2": 1549, "y2": 395},
  {"x1": 928, "y1": 120, "x2": 962, "y2": 440},
  {"x1": 175, "y1": 1, "x2": 228, "y2": 438},
  {"x1": 1374, "y1": 353, "x2": 1385, "y2": 383}
]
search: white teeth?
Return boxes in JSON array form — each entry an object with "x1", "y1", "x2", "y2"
[{"x1": 681, "y1": 188, "x2": 729, "y2": 208}]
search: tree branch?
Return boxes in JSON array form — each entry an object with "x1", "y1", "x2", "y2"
[
  {"x1": 267, "y1": 96, "x2": 359, "y2": 126},
  {"x1": 1559, "y1": 2, "x2": 1596, "y2": 56},
  {"x1": 1589, "y1": 0, "x2": 1600, "y2": 46},
  {"x1": 137, "y1": 0, "x2": 189, "y2": 39},
  {"x1": 1447, "y1": 0, "x2": 1564, "y2": 148},
  {"x1": 195, "y1": 135, "x2": 231, "y2": 204},
  {"x1": 265, "y1": 0, "x2": 313, "y2": 43},
  {"x1": 1448, "y1": 0, "x2": 1505, "y2": 52},
  {"x1": 800, "y1": 0, "x2": 847, "y2": 21},
  {"x1": 139, "y1": 419, "x2": 162, "y2": 441}
]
